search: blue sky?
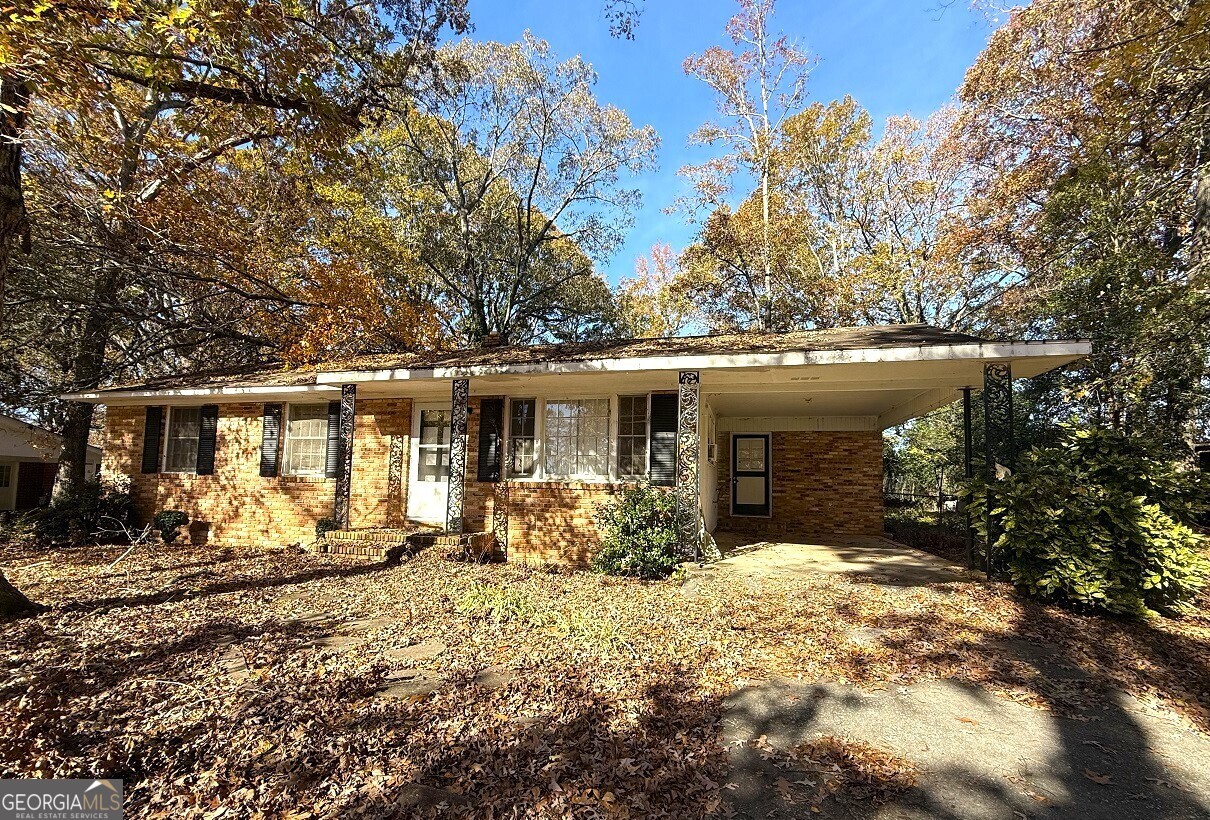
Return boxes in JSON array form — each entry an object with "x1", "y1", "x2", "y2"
[{"x1": 464, "y1": 0, "x2": 998, "y2": 286}]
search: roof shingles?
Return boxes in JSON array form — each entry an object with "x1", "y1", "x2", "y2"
[{"x1": 91, "y1": 324, "x2": 985, "y2": 395}]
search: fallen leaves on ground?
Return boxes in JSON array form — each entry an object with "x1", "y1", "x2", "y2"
[
  {"x1": 773, "y1": 735, "x2": 919, "y2": 808},
  {"x1": 0, "y1": 539, "x2": 1207, "y2": 818}
]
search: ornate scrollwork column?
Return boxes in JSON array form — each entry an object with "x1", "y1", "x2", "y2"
[
  {"x1": 445, "y1": 378, "x2": 469, "y2": 534},
  {"x1": 334, "y1": 384, "x2": 356, "y2": 530},
  {"x1": 676, "y1": 371, "x2": 701, "y2": 559},
  {"x1": 492, "y1": 480, "x2": 509, "y2": 555}
]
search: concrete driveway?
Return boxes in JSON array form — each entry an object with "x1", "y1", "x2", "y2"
[
  {"x1": 689, "y1": 531, "x2": 1210, "y2": 819},
  {"x1": 698, "y1": 532, "x2": 973, "y2": 587}
]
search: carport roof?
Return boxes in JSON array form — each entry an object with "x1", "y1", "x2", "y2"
[{"x1": 62, "y1": 324, "x2": 1090, "y2": 409}]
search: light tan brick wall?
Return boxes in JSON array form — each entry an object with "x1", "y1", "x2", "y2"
[
  {"x1": 103, "y1": 403, "x2": 336, "y2": 546},
  {"x1": 103, "y1": 402, "x2": 884, "y2": 557},
  {"x1": 501, "y1": 481, "x2": 621, "y2": 566},
  {"x1": 103, "y1": 398, "x2": 414, "y2": 546},
  {"x1": 350, "y1": 398, "x2": 412, "y2": 528},
  {"x1": 716, "y1": 430, "x2": 884, "y2": 537}
]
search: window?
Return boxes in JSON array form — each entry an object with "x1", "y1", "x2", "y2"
[
  {"x1": 617, "y1": 395, "x2": 649, "y2": 477},
  {"x1": 544, "y1": 399, "x2": 609, "y2": 478},
  {"x1": 416, "y1": 409, "x2": 451, "y2": 482},
  {"x1": 509, "y1": 399, "x2": 537, "y2": 477},
  {"x1": 164, "y1": 407, "x2": 200, "y2": 472},
  {"x1": 0, "y1": 464, "x2": 11, "y2": 488},
  {"x1": 283, "y1": 403, "x2": 328, "y2": 476}
]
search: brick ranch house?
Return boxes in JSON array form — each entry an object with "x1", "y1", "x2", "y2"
[{"x1": 67, "y1": 325, "x2": 1089, "y2": 564}]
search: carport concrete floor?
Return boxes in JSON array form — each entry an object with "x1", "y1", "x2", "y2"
[{"x1": 701, "y1": 531, "x2": 973, "y2": 586}]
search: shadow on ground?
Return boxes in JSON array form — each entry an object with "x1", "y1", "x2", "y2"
[{"x1": 721, "y1": 591, "x2": 1210, "y2": 819}]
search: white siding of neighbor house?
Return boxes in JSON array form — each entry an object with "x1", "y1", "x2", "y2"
[{"x1": 0, "y1": 416, "x2": 102, "y2": 511}]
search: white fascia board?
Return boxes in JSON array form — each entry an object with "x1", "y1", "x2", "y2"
[
  {"x1": 62, "y1": 384, "x2": 340, "y2": 405},
  {"x1": 316, "y1": 340, "x2": 1092, "y2": 384}
]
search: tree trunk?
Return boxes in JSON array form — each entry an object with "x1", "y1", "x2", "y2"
[
  {"x1": 54, "y1": 267, "x2": 121, "y2": 498},
  {"x1": 0, "y1": 72, "x2": 36, "y2": 614},
  {"x1": 761, "y1": 161, "x2": 772, "y2": 331},
  {"x1": 0, "y1": 71, "x2": 32, "y2": 324},
  {"x1": 0, "y1": 569, "x2": 42, "y2": 619},
  {"x1": 1190, "y1": 135, "x2": 1209, "y2": 290}
]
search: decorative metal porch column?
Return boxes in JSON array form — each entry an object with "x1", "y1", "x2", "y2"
[
  {"x1": 445, "y1": 378, "x2": 470, "y2": 534},
  {"x1": 675, "y1": 371, "x2": 701, "y2": 560},
  {"x1": 334, "y1": 383, "x2": 356, "y2": 530},
  {"x1": 982, "y1": 363, "x2": 1014, "y2": 576}
]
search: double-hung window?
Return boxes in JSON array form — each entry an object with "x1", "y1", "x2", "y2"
[
  {"x1": 544, "y1": 399, "x2": 610, "y2": 478},
  {"x1": 282, "y1": 404, "x2": 328, "y2": 476},
  {"x1": 509, "y1": 399, "x2": 537, "y2": 477},
  {"x1": 617, "y1": 395, "x2": 649, "y2": 478},
  {"x1": 164, "y1": 407, "x2": 200, "y2": 472}
]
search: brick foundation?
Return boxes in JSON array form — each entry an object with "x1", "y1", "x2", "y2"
[{"x1": 716, "y1": 430, "x2": 884, "y2": 537}]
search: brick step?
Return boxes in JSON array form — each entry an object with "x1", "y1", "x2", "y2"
[{"x1": 320, "y1": 529, "x2": 499, "y2": 562}]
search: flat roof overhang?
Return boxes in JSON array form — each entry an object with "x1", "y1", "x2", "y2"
[{"x1": 64, "y1": 339, "x2": 1090, "y2": 430}]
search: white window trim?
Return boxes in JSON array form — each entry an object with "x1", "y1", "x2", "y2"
[
  {"x1": 616, "y1": 393, "x2": 651, "y2": 480},
  {"x1": 507, "y1": 394, "x2": 637, "y2": 483},
  {"x1": 281, "y1": 401, "x2": 330, "y2": 478},
  {"x1": 162, "y1": 405, "x2": 200, "y2": 474}
]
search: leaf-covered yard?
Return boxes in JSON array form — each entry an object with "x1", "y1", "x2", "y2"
[{"x1": 2, "y1": 541, "x2": 1208, "y2": 818}]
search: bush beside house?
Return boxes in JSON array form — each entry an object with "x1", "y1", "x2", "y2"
[
  {"x1": 592, "y1": 483, "x2": 681, "y2": 580},
  {"x1": 968, "y1": 427, "x2": 1210, "y2": 616}
]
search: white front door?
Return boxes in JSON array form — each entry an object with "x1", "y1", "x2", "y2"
[{"x1": 407, "y1": 403, "x2": 452, "y2": 525}]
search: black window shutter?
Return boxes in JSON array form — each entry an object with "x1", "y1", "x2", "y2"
[
  {"x1": 140, "y1": 406, "x2": 163, "y2": 474},
  {"x1": 196, "y1": 404, "x2": 219, "y2": 475},
  {"x1": 649, "y1": 393, "x2": 677, "y2": 486},
  {"x1": 325, "y1": 400, "x2": 341, "y2": 479},
  {"x1": 260, "y1": 403, "x2": 283, "y2": 477},
  {"x1": 477, "y1": 398, "x2": 505, "y2": 482}
]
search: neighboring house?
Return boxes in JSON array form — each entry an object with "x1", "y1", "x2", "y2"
[
  {"x1": 0, "y1": 414, "x2": 102, "y2": 512},
  {"x1": 66, "y1": 325, "x2": 1089, "y2": 563}
]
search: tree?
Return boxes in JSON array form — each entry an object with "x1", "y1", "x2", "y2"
[
  {"x1": 958, "y1": 0, "x2": 1210, "y2": 451},
  {"x1": 0, "y1": 0, "x2": 468, "y2": 496},
  {"x1": 385, "y1": 34, "x2": 658, "y2": 344},
  {"x1": 681, "y1": 0, "x2": 811, "y2": 330},
  {"x1": 615, "y1": 243, "x2": 695, "y2": 337},
  {"x1": 676, "y1": 96, "x2": 1009, "y2": 334}
]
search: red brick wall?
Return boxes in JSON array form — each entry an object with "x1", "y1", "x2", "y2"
[{"x1": 716, "y1": 430, "x2": 884, "y2": 537}]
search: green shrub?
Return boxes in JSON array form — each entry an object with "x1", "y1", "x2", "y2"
[
  {"x1": 153, "y1": 509, "x2": 190, "y2": 544},
  {"x1": 967, "y1": 427, "x2": 1209, "y2": 616},
  {"x1": 592, "y1": 482, "x2": 681, "y2": 580},
  {"x1": 33, "y1": 479, "x2": 134, "y2": 545},
  {"x1": 315, "y1": 517, "x2": 339, "y2": 539}
]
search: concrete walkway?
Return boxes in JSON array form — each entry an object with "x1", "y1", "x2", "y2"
[
  {"x1": 724, "y1": 678, "x2": 1210, "y2": 819},
  {"x1": 699, "y1": 532, "x2": 973, "y2": 587}
]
